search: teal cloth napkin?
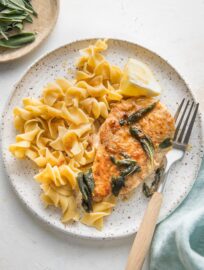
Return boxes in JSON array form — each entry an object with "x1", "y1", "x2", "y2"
[{"x1": 150, "y1": 159, "x2": 204, "y2": 270}]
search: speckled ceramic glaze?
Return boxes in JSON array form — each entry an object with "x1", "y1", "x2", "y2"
[{"x1": 1, "y1": 39, "x2": 203, "y2": 239}]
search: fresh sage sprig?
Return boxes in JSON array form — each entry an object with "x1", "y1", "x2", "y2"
[
  {"x1": 0, "y1": 31, "x2": 35, "y2": 47},
  {"x1": 0, "y1": 0, "x2": 37, "y2": 48}
]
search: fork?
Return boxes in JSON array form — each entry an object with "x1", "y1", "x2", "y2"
[{"x1": 125, "y1": 99, "x2": 199, "y2": 270}]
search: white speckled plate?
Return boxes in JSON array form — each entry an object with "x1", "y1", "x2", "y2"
[{"x1": 1, "y1": 39, "x2": 203, "y2": 239}]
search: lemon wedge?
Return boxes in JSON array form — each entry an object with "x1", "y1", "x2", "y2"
[{"x1": 119, "y1": 58, "x2": 161, "y2": 97}]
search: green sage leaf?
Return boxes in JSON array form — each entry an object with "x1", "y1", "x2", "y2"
[
  {"x1": 22, "y1": 0, "x2": 37, "y2": 16},
  {"x1": 13, "y1": 21, "x2": 23, "y2": 30},
  {"x1": 0, "y1": 31, "x2": 35, "y2": 48},
  {"x1": 8, "y1": 0, "x2": 33, "y2": 14},
  {"x1": 129, "y1": 126, "x2": 155, "y2": 165}
]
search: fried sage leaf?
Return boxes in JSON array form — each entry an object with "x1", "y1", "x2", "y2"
[
  {"x1": 111, "y1": 176, "x2": 125, "y2": 196},
  {"x1": 119, "y1": 102, "x2": 157, "y2": 126},
  {"x1": 159, "y1": 138, "x2": 172, "y2": 149},
  {"x1": 77, "y1": 169, "x2": 94, "y2": 212},
  {"x1": 119, "y1": 119, "x2": 127, "y2": 126},
  {"x1": 110, "y1": 155, "x2": 141, "y2": 176},
  {"x1": 143, "y1": 167, "x2": 164, "y2": 197},
  {"x1": 120, "y1": 152, "x2": 130, "y2": 159},
  {"x1": 111, "y1": 155, "x2": 141, "y2": 196},
  {"x1": 83, "y1": 168, "x2": 94, "y2": 193},
  {"x1": 0, "y1": 31, "x2": 35, "y2": 48},
  {"x1": 110, "y1": 155, "x2": 135, "y2": 167},
  {"x1": 129, "y1": 126, "x2": 154, "y2": 165},
  {"x1": 121, "y1": 163, "x2": 141, "y2": 177},
  {"x1": 111, "y1": 164, "x2": 141, "y2": 196}
]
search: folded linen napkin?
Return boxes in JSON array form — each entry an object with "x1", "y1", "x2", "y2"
[{"x1": 150, "y1": 159, "x2": 204, "y2": 270}]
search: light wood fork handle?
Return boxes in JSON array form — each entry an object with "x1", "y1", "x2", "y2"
[{"x1": 125, "y1": 192, "x2": 163, "y2": 270}]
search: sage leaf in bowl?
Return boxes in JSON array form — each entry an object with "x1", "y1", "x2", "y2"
[
  {"x1": 0, "y1": 0, "x2": 37, "y2": 48},
  {"x1": 0, "y1": 31, "x2": 35, "y2": 48}
]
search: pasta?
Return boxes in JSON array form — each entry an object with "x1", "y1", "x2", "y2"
[
  {"x1": 41, "y1": 183, "x2": 79, "y2": 223},
  {"x1": 9, "y1": 39, "x2": 125, "y2": 230},
  {"x1": 81, "y1": 196, "x2": 116, "y2": 230}
]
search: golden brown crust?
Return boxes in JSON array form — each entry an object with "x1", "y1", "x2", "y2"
[{"x1": 93, "y1": 97, "x2": 175, "y2": 200}]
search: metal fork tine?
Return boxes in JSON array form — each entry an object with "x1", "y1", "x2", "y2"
[
  {"x1": 177, "y1": 102, "x2": 194, "y2": 143},
  {"x1": 174, "y1": 98, "x2": 185, "y2": 121},
  {"x1": 174, "y1": 100, "x2": 189, "y2": 140},
  {"x1": 183, "y1": 103, "x2": 199, "y2": 144}
]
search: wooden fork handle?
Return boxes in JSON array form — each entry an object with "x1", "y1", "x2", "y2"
[{"x1": 125, "y1": 192, "x2": 163, "y2": 270}]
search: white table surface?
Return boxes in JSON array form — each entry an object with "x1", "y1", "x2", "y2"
[{"x1": 0, "y1": 1, "x2": 204, "y2": 269}]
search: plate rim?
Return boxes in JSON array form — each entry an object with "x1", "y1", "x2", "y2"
[
  {"x1": 0, "y1": 0, "x2": 60, "y2": 63},
  {"x1": 1, "y1": 37, "x2": 203, "y2": 240}
]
